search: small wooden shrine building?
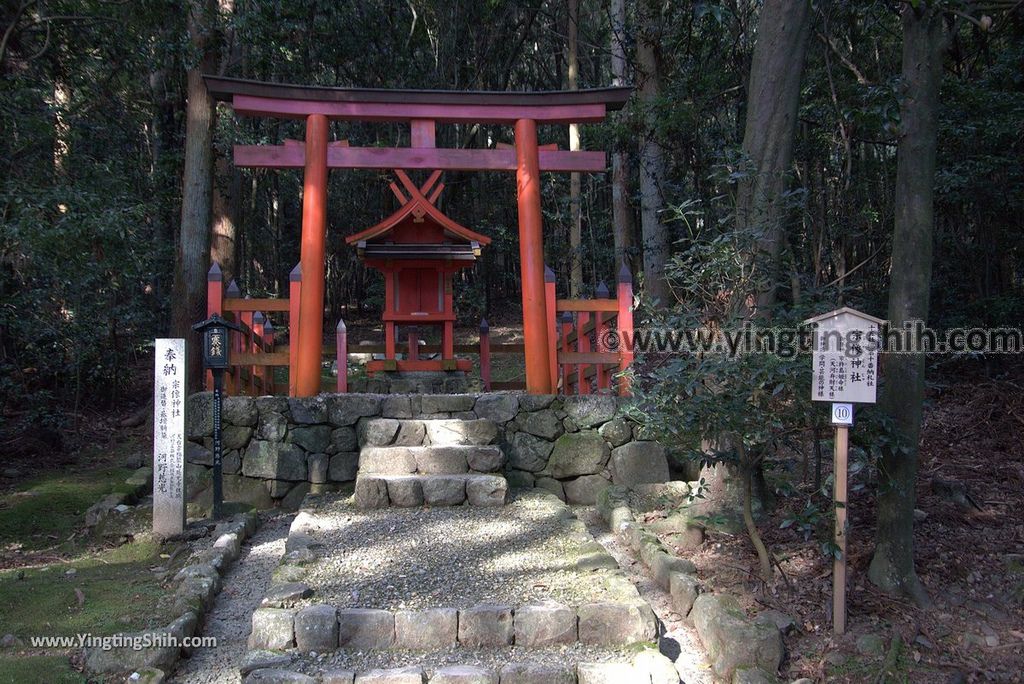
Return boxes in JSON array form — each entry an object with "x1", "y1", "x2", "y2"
[{"x1": 345, "y1": 170, "x2": 489, "y2": 375}]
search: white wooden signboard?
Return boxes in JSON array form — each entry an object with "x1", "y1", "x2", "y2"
[
  {"x1": 153, "y1": 338, "x2": 186, "y2": 537},
  {"x1": 807, "y1": 307, "x2": 884, "y2": 405},
  {"x1": 804, "y1": 306, "x2": 884, "y2": 636}
]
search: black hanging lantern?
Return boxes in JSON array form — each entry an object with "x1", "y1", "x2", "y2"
[{"x1": 193, "y1": 313, "x2": 241, "y2": 370}]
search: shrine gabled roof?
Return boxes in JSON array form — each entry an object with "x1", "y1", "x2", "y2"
[{"x1": 345, "y1": 196, "x2": 492, "y2": 247}]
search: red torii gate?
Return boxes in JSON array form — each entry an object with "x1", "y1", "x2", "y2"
[{"x1": 204, "y1": 76, "x2": 631, "y2": 396}]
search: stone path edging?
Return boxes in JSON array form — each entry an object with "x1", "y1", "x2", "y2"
[
  {"x1": 82, "y1": 510, "x2": 260, "y2": 678},
  {"x1": 596, "y1": 485, "x2": 786, "y2": 684}
]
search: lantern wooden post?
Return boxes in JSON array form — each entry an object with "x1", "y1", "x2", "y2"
[
  {"x1": 336, "y1": 318, "x2": 348, "y2": 393},
  {"x1": 515, "y1": 118, "x2": 553, "y2": 394},
  {"x1": 407, "y1": 326, "x2": 420, "y2": 361},
  {"x1": 443, "y1": 275, "x2": 455, "y2": 359},
  {"x1": 544, "y1": 265, "x2": 558, "y2": 391},
  {"x1": 295, "y1": 113, "x2": 329, "y2": 397},
  {"x1": 239, "y1": 297, "x2": 254, "y2": 396},
  {"x1": 225, "y1": 280, "x2": 241, "y2": 395},
  {"x1": 479, "y1": 318, "x2": 491, "y2": 391},
  {"x1": 596, "y1": 281, "x2": 610, "y2": 391},
  {"x1": 384, "y1": 269, "x2": 396, "y2": 360},
  {"x1": 252, "y1": 312, "x2": 265, "y2": 394},
  {"x1": 288, "y1": 263, "x2": 301, "y2": 397},
  {"x1": 616, "y1": 265, "x2": 634, "y2": 397},
  {"x1": 263, "y1": 318, "x2": 275, "y2": 394},
  {"x1": 560, "y1": 312, "x2": 574, "y2": 393},
  {"x1": 576, "y1": 311, "x2": 591, "y2": 395}
]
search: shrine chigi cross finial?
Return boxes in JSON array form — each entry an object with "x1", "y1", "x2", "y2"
[{"x1": 389, "y1": 170, "x2": 445, "y2": 219}]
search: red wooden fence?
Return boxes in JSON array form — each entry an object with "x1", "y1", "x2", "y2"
[
  {"x1": 206, "y1": 261, "x2": 348, "y2": 397},
  {"x1": 478, "y1": 264, "x2": 635, "y2": 396},
  {"x1": 208, "y1": 261, "x2": 634, "y2": 397}
]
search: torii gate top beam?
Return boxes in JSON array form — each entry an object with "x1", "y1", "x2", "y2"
[{"x1": 204, "y1": 76, "x2": 632, "y2": 124}]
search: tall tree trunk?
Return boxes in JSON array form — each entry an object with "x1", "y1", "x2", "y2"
[
  {"x1": 734, "y1": 0, "x2": 812, "y2": 311},
  {"x1": 211, "y1": 151, "x2": 238, "y2": 281},
  {"x1": 567, "y1": 0, "x2": 583, "y2": 297},
  {"x1": 210, "y1": 0, "x2": 239, "y2": 283},
  {"x1": 149, "y1": 53, "x2": 178, "y2": 303},
  {"x1": 868, "y1": 3, "x2": 946, "y2": 609},
  {"x1": 691, "y1": 0, "x2": 812, "y2": 539},
  {"x1": 610, "y1": 0, "x2": 633, "y2": 272},
  {"x1": 171, "y1": 0, "x2": 218, "y2": 390},
  {"x1": 637, "y1": 0, "x2": 670, "y2": 306},
  {"x1": 52, "y1": 76, "x2": 70, "y2": 182}
]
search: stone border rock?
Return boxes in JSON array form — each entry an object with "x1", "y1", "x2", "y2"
[
  {"x1": 241, "y1": 647, "x2": 680, "y2": 684},
  {"x1": 82, "y1": 510, "x2": 260, "y2": 679},
  {"x1": 83, "y1": 465, "x2": 154, "y2": 529},
  {"x1": 596, "y1": 485, "x2": 786, "y2": 684}
]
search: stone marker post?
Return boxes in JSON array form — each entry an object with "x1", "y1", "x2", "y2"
[{"x1": 153, "y1": 338, "x2": 186, "y2": 537}]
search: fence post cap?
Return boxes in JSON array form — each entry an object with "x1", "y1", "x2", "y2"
[
  {"x1": 479, "y1": 318, "x2": 489, "y2": 333},
  {"x1": 263, "y1": 319, "x2": 274, "y2": 333},
  {"x1": 596, "y1": 281, "x2": 609, "y2": 298},
  {"x1": 253, "y1": 311, "x2": 265, "y2": 324},
  {"x1": 226, "y1": 279, "x2": 241, "y2": 297},
  {"x1": 208, "y1": 262, "x2": 223, "y2": 281},
  {"x1": 560, "y1": 311, "x2": 573, "y2": 323},
  {"x1": 617, "y1": 264, "x2": 633, "y2": 284},
  {"x1": 336, "y1": 318, "x2": 347, "y2": 332},
  {"x1": 290, "y1": 263, "x2": 302, "y2": 281},
  {"x1": 544, "y1": 265, "x2": 556, "y2": 282}
]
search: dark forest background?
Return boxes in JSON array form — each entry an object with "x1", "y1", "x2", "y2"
[{"x1": 1, "y1": 0, "x2": 1021, "y2": 450}]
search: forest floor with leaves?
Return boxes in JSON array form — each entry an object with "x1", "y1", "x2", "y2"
[{"x1": 645, "y1": 367, "x2": 1024, "y2": 683}]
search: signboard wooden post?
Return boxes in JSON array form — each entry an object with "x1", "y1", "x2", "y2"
[
  {"x1": 805, "y1": 307, "x2": 884, "y2": 635},
  {"x1": 153, "y1": 339, "x2": 186, "y2": 537}
]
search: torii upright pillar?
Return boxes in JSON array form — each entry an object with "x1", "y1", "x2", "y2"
[
  {"x1": 295, "y1": 114, "x2": 329, "y2": 396},
  {"x1": 515, "y1": 118, "x2": 554, "y2": 394}
]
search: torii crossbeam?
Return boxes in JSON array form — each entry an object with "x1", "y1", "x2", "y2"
[{"x1": 205, "y1": 76, "x2": 632, "y2": 396}]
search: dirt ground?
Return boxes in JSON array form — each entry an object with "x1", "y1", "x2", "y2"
[{"x1": 643, "y1": 370, "x2": 1024, "y2": 683}]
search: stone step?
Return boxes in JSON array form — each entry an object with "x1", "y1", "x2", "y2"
[
  {"x1": 354, "y1": 474, "x2": 507, "y2": 508},
  {"x1": 251, "y1": 599, "x2": 658, "y2": 654},
  {"x1": 240, "y1": 649, "x2": 679, "y2": 684},
  {"x1": 360, "y1": 418, "x2": 498, "y2": 447},
  {"x1": 359, "y1": 445, "x2": 504, "y2": 475}
]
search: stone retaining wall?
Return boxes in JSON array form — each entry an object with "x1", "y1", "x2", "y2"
[{"x1": 185, "y1": 393, "x2": 671, "y2": 508}]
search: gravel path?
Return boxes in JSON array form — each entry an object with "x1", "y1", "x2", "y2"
[
  {"x1": 578, "y1": 506, "x2": 713, "y2": 684},
  {"x1": 173, "y1": 513, "x2": 293, "y2": 684},
  {"x1": 295, "y1": 491, "x2": 631, "y2": 610}
]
